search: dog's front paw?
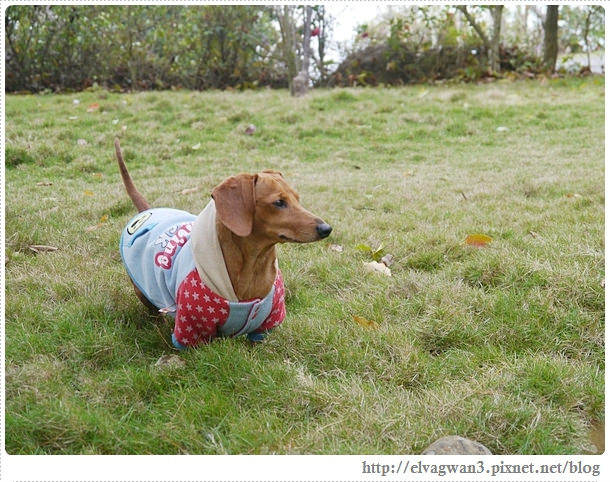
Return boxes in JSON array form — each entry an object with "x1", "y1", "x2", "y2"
[
  {"x1": 247, "y1": 332, "x2": 268, "y2": 343},
  {"x1": 171, "y1": 333, "x2": 187, "y2": 350}
]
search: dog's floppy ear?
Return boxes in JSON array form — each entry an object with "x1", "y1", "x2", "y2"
[{"x1": 212, "y1": 174, "x2": 257, "y2": 237}]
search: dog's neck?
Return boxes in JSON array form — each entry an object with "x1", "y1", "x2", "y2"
[{"x1": 216, "y1": 219, "x2": 277, "y2": 300}]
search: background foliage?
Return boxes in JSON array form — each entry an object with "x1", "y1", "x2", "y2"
[
  {"x1": 5, "y1": 5, "x2": 604, "y2": 93},
  {"x1": 5, "y1": 5, "x2": 283, "y2": 92}
]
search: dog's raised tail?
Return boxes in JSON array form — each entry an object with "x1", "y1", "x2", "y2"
[{"x1": 114, "y1": 137, "x2": 150, "y2": 213}]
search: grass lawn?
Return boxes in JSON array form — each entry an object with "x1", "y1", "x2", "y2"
[{"x1": 4, "y1": 77, "x2": 604, "y2": 454}]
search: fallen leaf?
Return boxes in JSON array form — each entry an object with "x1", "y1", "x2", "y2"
[
  {"x1": 154, "y1": 354, "x2": 186, "y2": 369},
  {"x1": 528, "y1": 231, "x2": 539, "y2": 238},
  {"x1": 352, "y1": 315, "x2": 379, "y2": 329},
  {"x1": 330, "y1": 244, "x2": 344, "y2": 253},
  {"x1": 112, "y1": 119, "x2": 119, "y2": 125},
  {"x1": 92, "y1": 173, "x2": 104, "y2": 179},
  {"x1": 68, "y1": 116, "x2": 78, "y2": 120},
  {"x1": 36, "y1": 181, "x2": 53, "y2": 186},
  {"x1": 179, "y1": 187, "x2": 199, "y2": 195},
  {"x1": 364, "y1": 261, "x2": 392, "y2": 276},
  {"x1": 192, "y1": 143, "x2": 201, "y2": 150},
  {"x1": 356, "y1": 243, "x2": 385, "y2": 262},
  {"x1": 72, "y1": 99, "x2": 80, "y2": 105},
  {"x1": 86, "y1": 214, "x2": 109, "y2": 231},
  {"x1": 86, "y1": 102, "x2": 100, "y2": 112},
  {"x1": 83, "y1": 190, "x2": 94, "y2": 196},
  {"x1": 356, "y1": 243, "x2": 372, "y2": 253},
  {"x1": 77, "y1": 139, "x2": 88, "y2": 146},
  {"x1": 465, "y1": 233, "x2": 493, "y2": 247},
  {"x1": 566, "y1": 193, "x2": 582, "y2": 198},
  {"x1": 28, "y1": 245, "x2": 58, "y2": 253},
  {"x1": 496, "y1": 126, "x2": 509, "y2": 132}
]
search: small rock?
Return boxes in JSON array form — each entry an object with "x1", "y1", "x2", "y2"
[
  {"x1": 380, "y1": 253, "x2": 394, "y2": 267},
  {"x1": 422, "y1": 435, "x2": 492, "y2": 455},
  {"x1": 364, "y1": 261, "x2": 391, "y2": 276},
  {"x1": 154, "y1": 354, "x2": 186, "y2": 369},
  {"x1": 245, "y1": 124, "x2": 257, "y2": 135}
]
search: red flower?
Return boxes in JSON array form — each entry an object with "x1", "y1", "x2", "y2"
[{"x1": 311, "y1": 27, "x2": 320, "y2": 37}]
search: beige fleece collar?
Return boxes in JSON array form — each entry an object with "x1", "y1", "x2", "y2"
[{"x1": 190, "y1": 200, "x2": 238, "y2": 301}]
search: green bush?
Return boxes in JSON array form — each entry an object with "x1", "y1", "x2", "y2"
[{"x1": 5, "y1": 5, "x2": 284, "y2": 92}]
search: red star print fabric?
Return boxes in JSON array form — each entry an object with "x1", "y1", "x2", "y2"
[{"x1": 173, "y1": 269, "x2": 286, "y2": 347}]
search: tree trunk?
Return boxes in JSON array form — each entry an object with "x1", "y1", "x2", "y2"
[
  {"x1": 489, "y1": 6, "x2": 503, "y2": 73},
  {"x1": 314, "y1": 5, "x2": 329, "y2": 84},
  {"x1": 295, "y1": 5, "x2": 312, "y2": 96},
  {"x1": 457, "y1": 5, "x2": 503, "y2": 74},
  {"x1": 543, "y1": 6, "x2": 559, "y2": 74},
  {"x1": 584, "y1": 8, "x2": 592, "y2": 70},
  {"x1": 276, "y1": 6, "x2": 297, "y2": 92}
]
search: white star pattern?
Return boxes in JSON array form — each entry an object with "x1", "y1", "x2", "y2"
[{"x1": 173, "y1": 268, "x2": 285, "y2": 347}]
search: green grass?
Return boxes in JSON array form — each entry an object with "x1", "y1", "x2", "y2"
[{"x1": 4, "y1": 77, "x2": 604, "y2": 454}]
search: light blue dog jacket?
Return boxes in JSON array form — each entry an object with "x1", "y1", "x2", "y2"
[{"x1": 120, "y1": 208, "x2": 286, "y2": 348}]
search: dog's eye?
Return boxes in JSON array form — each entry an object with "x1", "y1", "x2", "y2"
[{"x1": 273, "y1": 199, "x2": 287, "y2": 208}]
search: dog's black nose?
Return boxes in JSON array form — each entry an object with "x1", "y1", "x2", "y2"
[{"x1": 317, "y1": 223, "x2": 332, "y2": 239}]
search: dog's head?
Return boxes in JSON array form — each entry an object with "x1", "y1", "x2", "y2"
[{"x1": 211, "y1": 170, "x2": 331, "y2": 243}]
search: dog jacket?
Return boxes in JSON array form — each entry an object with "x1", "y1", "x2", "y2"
[{"x1": 120, "y1": 203, "x2": 286, "y2": 349}]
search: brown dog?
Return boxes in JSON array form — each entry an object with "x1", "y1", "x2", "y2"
[{"x1": 115, "y1": 138, "x2": 331, "y2": 348}]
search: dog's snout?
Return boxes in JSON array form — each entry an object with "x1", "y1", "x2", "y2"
[{"x1": 316, "y1": 223, "x2": 332, "y2": 239}]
